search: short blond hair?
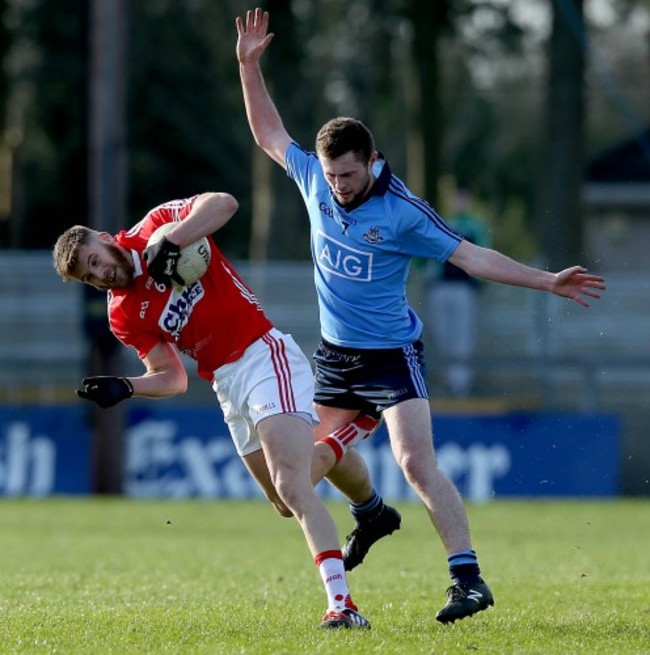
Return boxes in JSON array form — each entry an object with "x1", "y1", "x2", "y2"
[{"x1": 52, "y1": 225, "x2": 94, "y2": 281}]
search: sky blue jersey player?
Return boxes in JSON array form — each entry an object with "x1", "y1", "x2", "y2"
[
  {"x1": 237, "y1": 7, "x2": 606, "y2": 626},
  {"x1": 286, "y1": 143, "x2": 461, "y2": 349}
]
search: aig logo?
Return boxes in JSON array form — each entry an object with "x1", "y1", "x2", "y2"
[{"x1": 315, "y1": 231, "x2": 372, "y2": 281}]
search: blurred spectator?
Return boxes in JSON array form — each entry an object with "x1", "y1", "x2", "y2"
[{"x1": 425, "y1": 187, "x2": 491, "y2": 397}]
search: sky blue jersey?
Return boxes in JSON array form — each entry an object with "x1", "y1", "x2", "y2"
[{"x1": 286, "y1": 141, "x2": 462, "y2": 348}]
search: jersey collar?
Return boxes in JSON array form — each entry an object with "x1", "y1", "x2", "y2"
[
  {"x1": 370, "y1": 154, "x2": 391, "y2": 196},
  {"x1": 131, "y1": 250, "x2": 144, "y2": 278}
]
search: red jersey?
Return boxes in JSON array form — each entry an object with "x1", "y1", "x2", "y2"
[{"x1": 108, "y1": 196, "x2": 273, "y2": 382}]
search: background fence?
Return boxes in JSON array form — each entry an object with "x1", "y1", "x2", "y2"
[{"x1": 0, "y1": 252, "x2": 648, "y2": 494}]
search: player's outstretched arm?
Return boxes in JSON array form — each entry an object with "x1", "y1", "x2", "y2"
[
  {"x1": 134, "y1": 341, "x2": 188, "y2": 398},
  {"x1": 448, "y1": 240, "x2": 606, "y2": 308},
  {"x1": 549, "y1": 266, "x2": 606, "y2": 307},
  {"x1": 77, "y1": 342, "x2": 188, "y2": 409},
  {"x1": 236, "y1": 7, "x2": 292, "y2": 169}
]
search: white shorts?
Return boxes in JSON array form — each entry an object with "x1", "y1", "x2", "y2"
[{"x1": 211, "y1": 328, "x2": 319, "y2": 456}]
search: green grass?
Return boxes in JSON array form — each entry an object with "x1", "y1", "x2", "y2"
[{"x1": 0, "y1": 498, "x2": 648, "y2": 654}]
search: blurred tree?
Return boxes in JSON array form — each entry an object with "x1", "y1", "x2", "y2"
[
  {"x1": 585, "y1": 0, "x2": 650, "y2": 156},
  {"x1": 2, "y1": 0, "x2": 648, "y2": 263},
  {"x1": 0, "y1": 0, "x2": 10, "y2": 243},
  {"x1": 403, "y1": 0, "x2": 538, "y2": 257},
  {"x1": 248, "y1": 0, "x2": 312, "y2": 260},
  {"x1": 310, "y1": 0, "x2": 410, "y2": 173},
  {"x1": 404, "y1": 0, "x2": 450, "y2": 206},
  {"x1": 128, "y1": 0, "x2": 253, "y2": 257},
  {"x1": 6, "y1": 0, "x2": 88, "y2": 249},
  {"x1": 535, "y1": 0, "x2": 585, "y2": 269},
  {"x1": 0, "y1": 0, "x2": 8, "y2": 131},
  {"x1": 87, "y1": 0, "x2": 128, "y2": 495},
  {"x1": 442, "y1": 2, "x2": 532, "y2": 205},
  {"x1": 443, "y1": 2, "x2": 541, "y2": 259}
]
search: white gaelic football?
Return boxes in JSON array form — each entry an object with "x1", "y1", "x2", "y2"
[{"x1": 147, "y1": 222, "x2": 211, "y2": 286}]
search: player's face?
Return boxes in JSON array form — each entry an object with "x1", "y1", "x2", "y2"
[
  {"x1": 75, "y1": 233, "x2": 135, "y2": 290},
  {"x1": 321, "y1": 152, "x2": 376, "y2": 207}
]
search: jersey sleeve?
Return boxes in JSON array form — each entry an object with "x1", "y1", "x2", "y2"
[
  {"x1": 396, "y1": 196, "x2": 463, "y2": 262},
  {"x1": 108, "y1": 292, "x2": 161, "y2": 361},
  {"x1": 121, "y1": 196, "x2": 198, "y2": 242},
  {"x1": 285, "y1": 142, "x2": 319, "y2": 203}
]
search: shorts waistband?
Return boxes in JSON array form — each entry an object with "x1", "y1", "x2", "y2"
[{"x1": 320, "y1": 338, "x2": 421, "y2": 358}]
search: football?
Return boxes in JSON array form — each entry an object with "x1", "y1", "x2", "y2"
[{"x1": 147, "y1": 222, "x2": 211, "y2": 286}]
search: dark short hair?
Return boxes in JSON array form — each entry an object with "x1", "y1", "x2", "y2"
[
  {"x1": 315, "y1": 117, "x2": 375, "y2": 163},
  {"x1": 52, "y1": 225, "x2": 94, "y2": 281}
]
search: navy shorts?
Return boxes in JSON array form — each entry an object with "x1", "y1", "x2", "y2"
[{"x1": 313, "y1": 339, "x2": 429, "y2": 418}]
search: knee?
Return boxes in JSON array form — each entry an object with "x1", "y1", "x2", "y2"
[
  {"x1": 274, "y1": 479, "x2": 302, "y2": 514},
  {"x1": 398, "y1": 452, "x2": 434, "y2": 487},
  {"x1": 271, "y1": 499, "x2": 294, "y2": 518},
  {"x1": 267, "y1": 490, "x2": 294, "y2": 517}
]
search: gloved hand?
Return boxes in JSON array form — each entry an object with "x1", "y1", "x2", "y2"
[
  {"x1": 76, "y1": 376, "x2": 134, "y2": 408},
  {"x1": 143, "y1": 237, "x2": 185, "y2": 287}
]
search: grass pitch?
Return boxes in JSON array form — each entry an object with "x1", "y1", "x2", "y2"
[{"x1": 0, "y1": 498, "x2": 648, "y2": 654}]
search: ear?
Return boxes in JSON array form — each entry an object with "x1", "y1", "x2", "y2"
[
  {"x1": 369, "y1": 151, "x2": 379, "y2": 166},
  {"x1": 98, "y1": 231, "x2": 113, "y2": 243}
]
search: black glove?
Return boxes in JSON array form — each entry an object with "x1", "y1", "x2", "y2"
[
  {"x1": 76, "y1": 376, "x2": 134, "y2": 408},
  {"x1": 143, "y1": 237, "x2": 185, "y2": 287}
]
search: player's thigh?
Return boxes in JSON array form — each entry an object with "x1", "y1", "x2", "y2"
[
  {"x1": 383, "y1": 397, "x2": 437, "y2": 467},
  {"x1": 257, "y1": 413, "x2": 314, "y2": 480}
]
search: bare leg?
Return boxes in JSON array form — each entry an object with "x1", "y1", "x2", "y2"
[
  {"x1": 383, "y1": 398, "x2": 472, "y2": 553},
  {"x1": 252, "y1": 412, "x2": 370, "y2": 624},
  {"x1": 312, "y1": 405, "x2": 374, "y2": 502},
  {"x1": 319, "y1": 448, "x2": 374, "y2": 503},
  {"x1": 242, "y1": 448, "x2": 292, "y2": 517},
  {"x1": 311, "y1": 404, "x2": 402, "y2": 571},
  {"x1": 246, "y1": 410, "x2": 376, "y2": 511},
  {"x1": 256, "y1": 413, "x2": 341, "y2": 555}
]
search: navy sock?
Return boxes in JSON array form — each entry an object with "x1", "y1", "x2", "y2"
[
  {"x1": 448, "y1": 549, "x2": 481, "y2": 585},
  {"x1": 349, "y1": 489, "x2": 384, "y2": 524}
]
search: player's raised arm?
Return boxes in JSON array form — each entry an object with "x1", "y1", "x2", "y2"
[
  {"x1": 236, "y1": 7, "x2": 292, "y2": 169},
  {"x1": 143, "y1": 192, "x2": 238, "y2": 288},
  {"x1": 153, "y1": 193, "x2": 239, "y2": 250}
]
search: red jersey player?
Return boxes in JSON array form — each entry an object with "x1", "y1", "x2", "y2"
[{"x1": 52, "y1": 192, "x2": 370, "y2": 630}]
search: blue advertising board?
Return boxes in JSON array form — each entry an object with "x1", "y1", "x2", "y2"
[
  {"x1": 430, "y1": 413, "x2": 620, "y2": 500},
  {"x1": 0, "y1": 406, "x2": 92, "y2": 495},
  {"x1": 0, "y1": 405, "x2": 620, "y2": 499},
  {"x1": 125, "y1": 405, "x2": 260, "y2": 499}
]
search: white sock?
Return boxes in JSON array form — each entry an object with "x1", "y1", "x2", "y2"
[{"x1": 315, "y1": 550, "x2": 352, "y2": 611}]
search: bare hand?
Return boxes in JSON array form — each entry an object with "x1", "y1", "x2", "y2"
[
  {"x1": 236, "y1": 7, "x2": 274, "y2": 64},
  {"x1": 551, "y1": 266, "x2": 606, "y2": 308}
]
